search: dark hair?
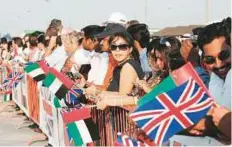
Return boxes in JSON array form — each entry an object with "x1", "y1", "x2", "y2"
[
  {"x1": 165, "y1": 37, "x2": 181, "y2": 51},
  {"x1": 49, "y1": 19, "x2": 62, "y2": 32},
  {"x1": 155, "y1": 44, "x2": 171, "y2": 79},
  {"x1": 197, "y1": 20, "x2": 228, "y2": 51},
  {"x1": 7, "y1": 41, "x2": 12, "y2": 52},
  {"x1": 109, "y1": 32, "x2": 140, "y2": 63},
  {"x1": 12, "y1": 37, "x2": 23, "y2": 47},
  {"x1": 192, "y1": 27, "x2": 204, "y2": 36},
  {"x1": 161, "y1": 37, "x2": 186, "y2": 71},
  {"x1": 1, "y1": 37, "x2": 7, "y2": 44},
  {"x1": 31, "y1": 31, "x2": 44, "y2": 37},
  {"x1": 127, "y1": 23, "x2": 150, "y2": 48},
  {"x1": 168, "y1": 49, "x2": 186, "y2": 71},
  {"x1": 50, "y1": 19, "x2": 62, "y2": 25},
  {"x1": 46, "y1": 26, "x2": 58, "y2": 37},
  {"x1": 126, "y1": 20, "x2": 140, "y2": 28},
  {"x1": 37, "y1": 34, "x2": 46, "y2": 44},
  {"x1": 44, "y1": 40, "x2": 50, "y2": 48},
  {"x1": 81, "y1": 25, "x2": 105, "y2": 39},
  {"x1": 56, "y1": 35, "x2": 62, "y2": 46},
  {"x1": 78, "y1": 38, "x2": 83, "y2": 45},
  {"x1": 221, "y1": 17, "x2": 231, "y2": 46},
  {"x1": 29, "y1": 34, "x2": 38, "y2": 47},
  {"x1": 147, "y1": 38, "x2": 160, "y2": 57},
  {"x1": 156, "y1": 44, "x2": 170, "y2": 64}
]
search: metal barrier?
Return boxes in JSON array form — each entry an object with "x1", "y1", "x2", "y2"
[
  {"x1": 39, "y1": 85, "x2": 60, "y2": 146},
  {"x1": 90, "y1": 105, "x2": 139, "y2": 146},
  {"x1": 11, "y1": 66, "x2": 29, "y2": 116},
  {"x1": 0, "y1": 66, "x2": 8, "y2": 101},
  {"x1": 2, "y1": 65, "x2": 212, "y2": 146},
  {"x1": 0, "y1": 66, "x2": 7, "y2": 84},
  {"x1": 3, "y1": 65, "x2": 140, "y2": 146}
]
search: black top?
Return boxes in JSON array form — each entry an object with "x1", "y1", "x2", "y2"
[
  {"x1": 79, "y1": 64, "x2": 91, "y2": 80},
  {"x1": 107, "y1": 59, "x2": 144, "y2": 92}
]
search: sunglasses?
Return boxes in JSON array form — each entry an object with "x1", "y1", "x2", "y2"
[
  {"x1": 203, "y1": 49, "x2": 231, "y2": 64},
  {"x1": 110, "y1": 44, "x2": 130, "y2": 51}
]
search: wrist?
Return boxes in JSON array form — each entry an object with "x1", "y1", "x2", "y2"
[
  {"x1": 93, "y1": 86, "x2": 102, "y2": 96},
  {"x1": 133, "y1": 96, "x2": 138, "y2": 105}
]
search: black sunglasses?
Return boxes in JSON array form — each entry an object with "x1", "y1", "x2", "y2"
[
  {"x1": 204, "y1": 49, "x2": 231, "y2": 64},
  {"x1": 110, "y1": 44, "x2": 130, "y2": 51}
]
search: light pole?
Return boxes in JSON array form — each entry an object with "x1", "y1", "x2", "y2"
[
  {"x1": 205, "y1": 0, "x2": 210, "y2": 24},
  {"x1": 145, "y1": 0, "x2": 148, "y2": 23}
]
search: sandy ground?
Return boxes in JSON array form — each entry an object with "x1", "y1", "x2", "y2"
[{"x1": 0, "y1": 101, "x2": 48, "y2": 146}]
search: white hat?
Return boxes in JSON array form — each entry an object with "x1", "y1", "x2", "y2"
[{"x1": 107, "y1": 12, "x2": 128, "y2": 25}]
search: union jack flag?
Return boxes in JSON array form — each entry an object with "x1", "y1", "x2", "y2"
[
  {"x1": 114, "y1": 132, "x2": 151, "y2": 147},
  {"x1": 0, "y1": 71, "x2": 24, "y2": 91},
  {"x1": 130, "y1": 79, "x2": 214, "y2": 145},
  {"x1": 64, "y1": 86, "x2": 84, "y2": 108}
]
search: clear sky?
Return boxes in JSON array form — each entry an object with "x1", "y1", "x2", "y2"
[{"x1": 0, "y1": 0, "x2": 231, "y2": 36}]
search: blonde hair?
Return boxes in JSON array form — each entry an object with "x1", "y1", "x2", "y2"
[{"x1": 61, "y1": 31, "x2": 83, "y2": 47}]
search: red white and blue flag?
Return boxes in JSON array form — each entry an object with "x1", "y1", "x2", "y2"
[
  {"x1": 0, "y1": 71, "x2": 24, "y2": 91},
  {"x1": 114, "y1": 132, "x2": 151, "y2": 147},
  {"x1": 65, "y1": 85, "x2": 84, "y2": 108},
  {"x1": 130, "y1": 79, "x2": 214, "y2": 145}
]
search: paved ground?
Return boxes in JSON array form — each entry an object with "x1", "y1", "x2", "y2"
[{"x1": 0, "y1": 101, "x2": 48, "y2": 146}]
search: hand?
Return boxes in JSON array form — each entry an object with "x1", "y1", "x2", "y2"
[
  {"x1": 85, "y1": 81, "x2": 93, "y2": 87},
  {"x1": 78, "y1": 74, "x2": 87, "y2": 87},
  {"x1": 0, "y1": 57, "x2": 2, "y2": 64},
  {"x1": 96, "y1": 94, "x2": 109, "y2": 110},
  {"x1": 61, "y1": 67, "x2": 69, "y2": 73},
  {"x1": 85, "y1": 85, "x2": 101, "y2": 97},
  {"x1": 188, "y1": 118, "x2": 206, "y2": 135},
  {"x1": 137, "y1": 130, "x2": 156, "y2": 146},
  {"x1": 211, "y1": 106, "x2": 230, "y2": 126},
  {"x1": 24, "y1": 55, "x2": 29, "y2": 61},
  {"x1": 136, "y1": 79, "x2": 151, "y2": 93},
  {"x1": 18, "y1": 67, "x2": 24, "y2": 73},
  {"x1": 180, "y1": 40, "x2": 193, "y2": 62}
]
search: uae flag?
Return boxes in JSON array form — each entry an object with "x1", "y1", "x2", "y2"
[
  {"x1": 66, "y1": 118, "x2": 100, "y2": 146},
  {"x1": 49, "y1": 67, "x2": 73, "y2": 89},
  {"x1": 42, "y1": 72, "x2": 69, "y2": 99},
  {"x1": 24, "y1": 62, "x2": 46, "y2": 81},
  {"x1": 61, "y1": 107, "x2": 91, "y2": 124},
  {"x1": 4, "y1": 91, "x2": 12, "y2": 102},
  {"x1": 53, "y1": 96, "x2": 67, "y2": 108}
]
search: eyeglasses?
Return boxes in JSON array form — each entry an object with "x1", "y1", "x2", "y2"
[
  {"x1": 110, "y1": 44, "x2": 129, "y2": 51},
  {"x1": 203, "y1": 49, "x2": 231, "y2": 64}
]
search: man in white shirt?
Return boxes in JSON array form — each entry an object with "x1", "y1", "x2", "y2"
[
  {"x1": 72, "y1": 25, "x2": 107, "y2": 85},
  {"x1": 198, "y1": 20, "x2": 231, "y2": 109},
  {"x1": 173, "y1": 18, "x2": 231, "y2": 146}
]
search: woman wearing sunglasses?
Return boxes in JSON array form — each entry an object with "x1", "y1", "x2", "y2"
[{"x1": 95, "y1": 32, "x2": 144, "y2": 110}]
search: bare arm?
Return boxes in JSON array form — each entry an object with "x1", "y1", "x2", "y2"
[
  {"x1": 96, "y1": 94, "x2": 138, "y2": 110},
  {"x1": 119, "y1": 63, "x2": 138, "y2": 94}
]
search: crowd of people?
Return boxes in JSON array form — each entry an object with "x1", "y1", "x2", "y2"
[{"x1": 0, "y1": 12, "x2": 231, "y2": 146}]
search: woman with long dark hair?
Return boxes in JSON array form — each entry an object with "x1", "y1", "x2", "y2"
[{"x1": 92, "y1": 32, "x2": 144, "y2": 110}]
